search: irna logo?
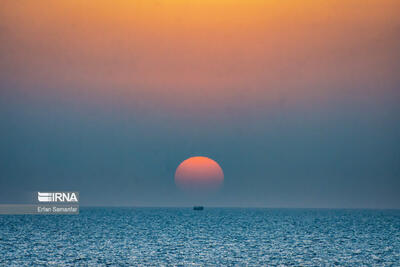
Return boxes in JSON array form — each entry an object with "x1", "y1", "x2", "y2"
[{"x1": 38, "y1": 192, "x2": 79, "y2": 202}]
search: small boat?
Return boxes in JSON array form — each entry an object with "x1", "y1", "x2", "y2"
[{"x1": 193, "y1": 206, "x2": 204, "y2": 211}]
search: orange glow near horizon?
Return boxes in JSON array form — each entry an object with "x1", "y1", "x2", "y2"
[
  {"x1": 175, "y1": 156, "x2": 224, "y2": 191},
  {"x1": 1, "y1": 0, "x2": 399, "y2": 114}
]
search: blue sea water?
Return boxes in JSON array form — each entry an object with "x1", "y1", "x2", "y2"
[{"x1": 0, "y1": 208, "x2": 399, "y2": 266}]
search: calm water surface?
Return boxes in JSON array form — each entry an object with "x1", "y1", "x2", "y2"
[{"x1": 1, "y1": 208, "x2": 399, "y2": 266}]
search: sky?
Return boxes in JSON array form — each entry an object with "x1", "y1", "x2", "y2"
[{"x1": 0, "y1": 0, "x2": 399, "y2": 208}]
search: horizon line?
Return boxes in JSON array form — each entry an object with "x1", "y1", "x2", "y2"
[{"x1": 78, "y1": 205, "x2": 400, "y2": 210}]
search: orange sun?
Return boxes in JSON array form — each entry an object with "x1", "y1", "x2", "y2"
[{"x1": 175, "y1": 156, "x2": 224, "y2": 191}]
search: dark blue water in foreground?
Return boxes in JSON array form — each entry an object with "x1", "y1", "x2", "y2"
[{"x1": 1, "y1": 208, "x2": 399, "y2": 266}]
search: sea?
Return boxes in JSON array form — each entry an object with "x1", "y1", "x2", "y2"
[{"x1": 0, "y1": 208, "x2": 399, "y2": 266}]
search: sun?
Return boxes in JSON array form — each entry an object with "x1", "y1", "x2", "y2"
[{"x1": 175, "y1": 156, "x2": 224, "y2": 192}]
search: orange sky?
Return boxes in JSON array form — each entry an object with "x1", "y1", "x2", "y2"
[
  {"x1": 1, "y1": 1, "x2": 400, "y2": 208},
  {"x1": 1, "y1": 0, "x2": 399, "y2": 114}
]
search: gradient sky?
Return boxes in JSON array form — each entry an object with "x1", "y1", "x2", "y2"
[{"x1": 0, "y1": 0, "x2": 399, "y2": 208}]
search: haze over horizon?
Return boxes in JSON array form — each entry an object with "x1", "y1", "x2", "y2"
[{"x1": 1, "y1": 0, "x2": 399, "y2": 208}]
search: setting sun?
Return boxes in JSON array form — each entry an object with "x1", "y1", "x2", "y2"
[{"x1": 175, "y1": 156, "x2": 224, "y2": 191}]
